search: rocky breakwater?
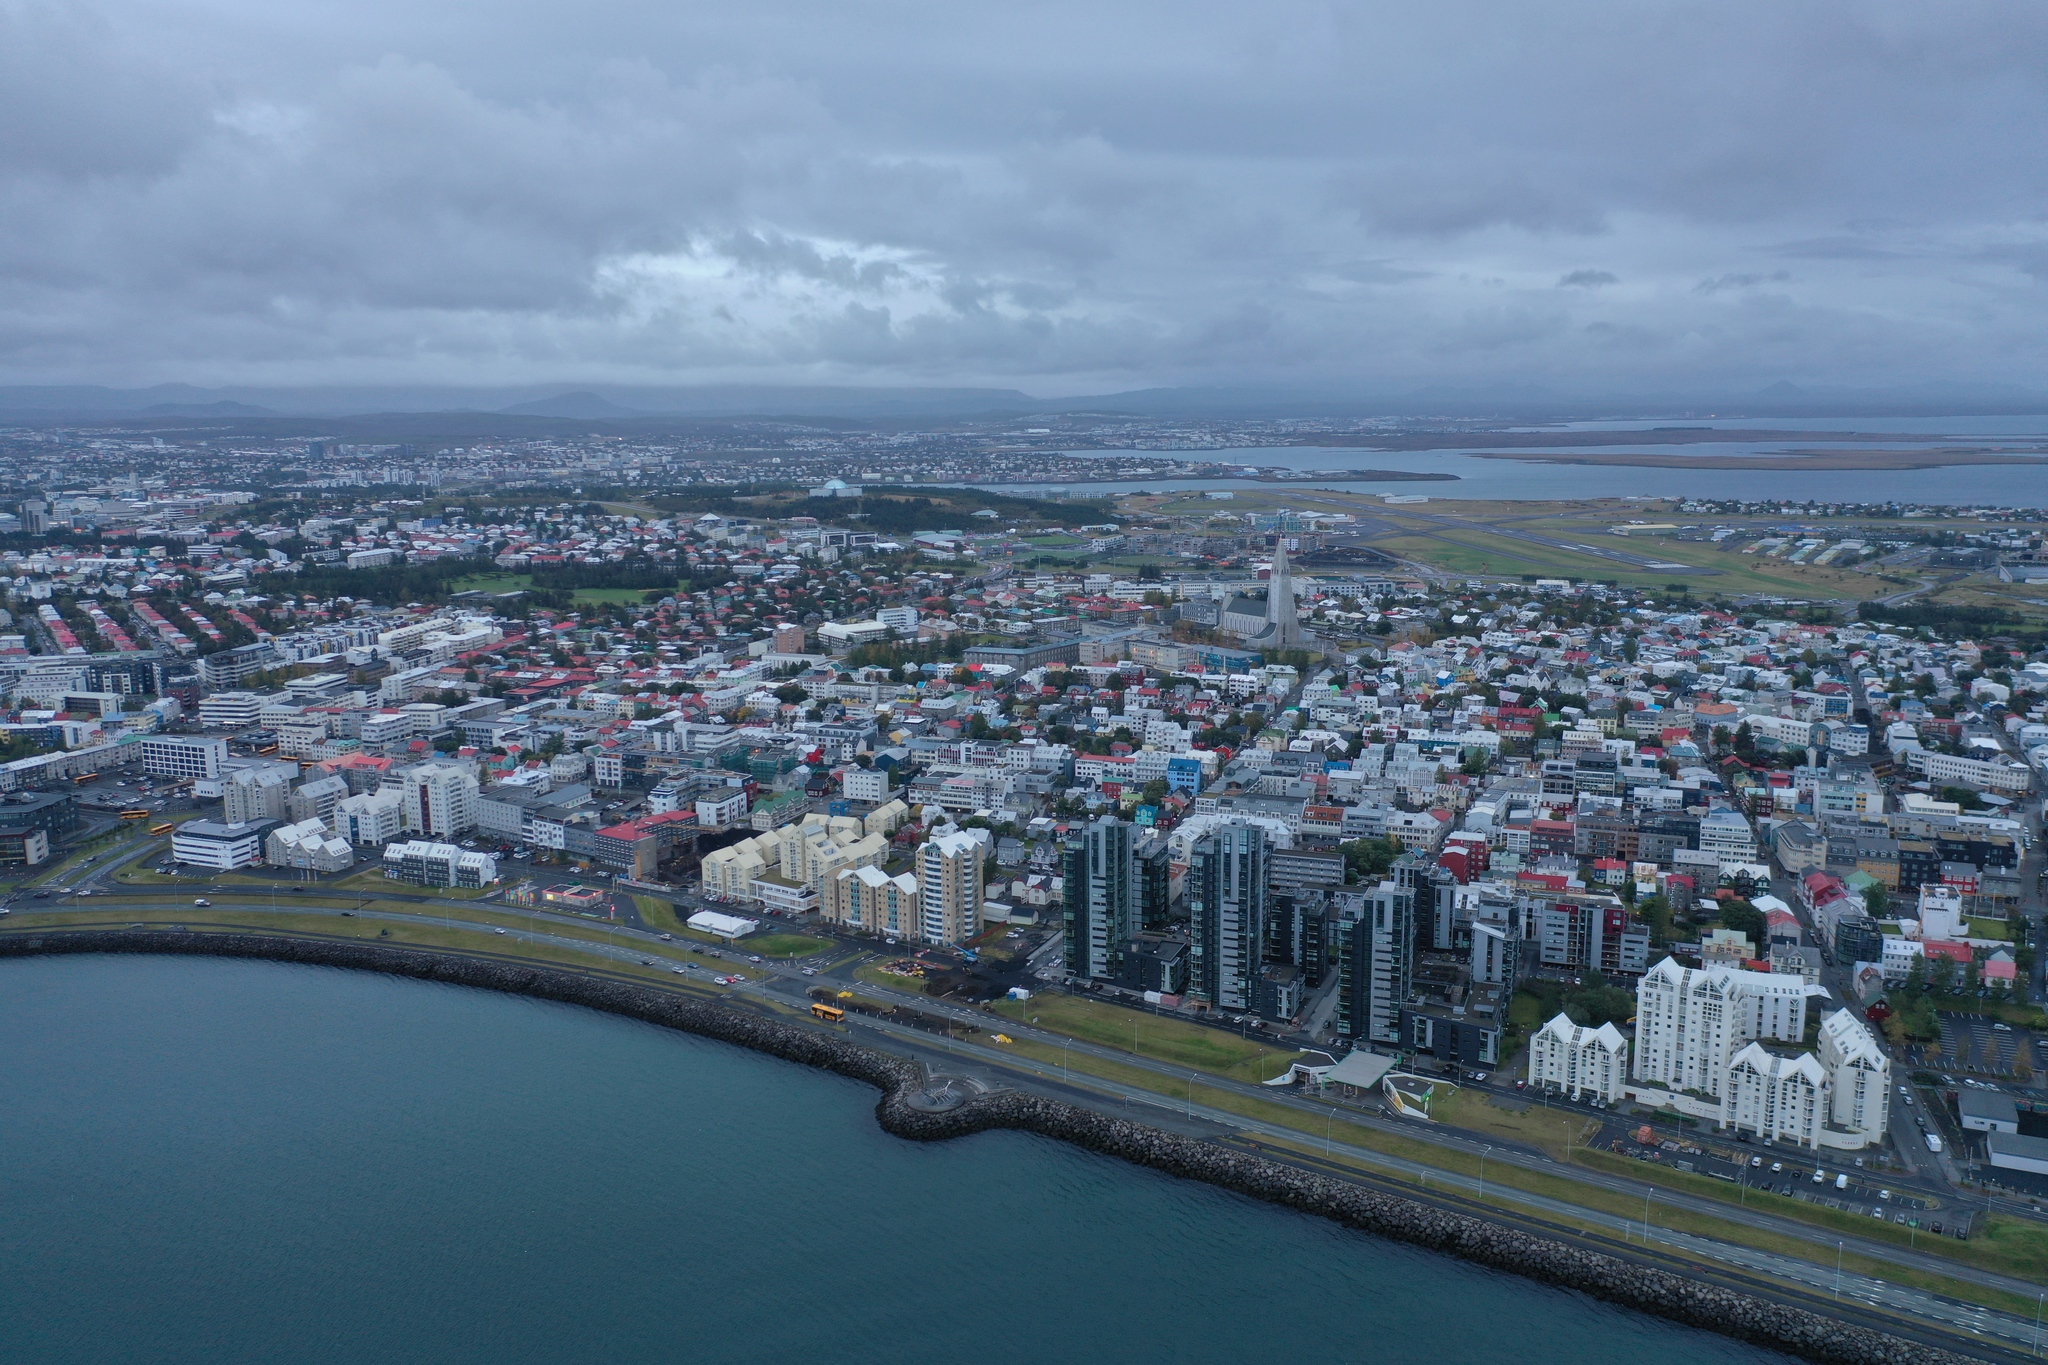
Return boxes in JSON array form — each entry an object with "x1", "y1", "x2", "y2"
[
  {"x1": 881, "y1": 1090, "x2": 1973, "y2": 1365},
  {"x1": 0, "y1": 930, "x2": 1971, "y2": 1365}
]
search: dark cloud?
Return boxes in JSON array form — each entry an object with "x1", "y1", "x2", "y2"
[
  {"x1": 3, "y1": 0, "x2": 2048, "y2": 393},
  {"x1": 1695, "y1": 271, "x2": 1791, "y2": 294}
]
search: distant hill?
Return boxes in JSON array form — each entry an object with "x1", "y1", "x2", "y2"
[
  {"x1": 500, "y1": 391, "x2": 643, "y2": 419},
  {"x1": 138, "y1": 400, "x2": 277, "y2": 417}
]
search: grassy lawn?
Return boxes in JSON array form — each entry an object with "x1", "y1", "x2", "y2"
[
  {"x1": 1507, "y1": 989, "x2": 1545, "y2": 1029},
  {"x1": 327, "y1": 867, "x2": 494, "y2": 899},
  {"x1": 632, "y1": 895, "x2": 687, "y2": 934},
  {"x1": 1433, "y1": 1089, "x2": 1596, "y2": 1162},
  {"x1": 747, "y1": 933, "x2": 831, "y2": 958},
  {"x1": 989, "y1": 992, "x2": 1297, "y2": 1086},
  {"x1": 454, "y1": 573, "x2": 658, "y2": 607},
  {"x1": 855, "y1": 961, "x2": 932, "y2": 993},
  {"x1": 0, "y1": 908, "x2": 729, "y2": 992}
]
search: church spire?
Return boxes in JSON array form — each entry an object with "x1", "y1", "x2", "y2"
[{"x1": 1266, "y1": 529, "x2": 1300, "y2": 647}]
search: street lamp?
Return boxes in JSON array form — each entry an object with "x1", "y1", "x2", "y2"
[
  {"x1": 1834, "y1": 1242, "x2": 1843, "y2": 1300},
  {"x1": 1187, "y1": 1072, "x2": 1195, "y2": 1118},
  {"x1": 1479, "y1": 1144, "x2": 1491, "y2": 1203}
]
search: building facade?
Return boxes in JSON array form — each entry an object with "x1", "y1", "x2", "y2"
[
  {"x1": 1189, "y1": 819, "x2": 1267, "y2": 1011},
  {"x1": 1063, "y1": 815, "x2": 1135, "y2": 983},
  {"x1": 917, "y1": 830, "x2": 985, "y2": 945},
  {"x1": 1526, "y1": 1014, "x2": 1629, "y2": 1103}
]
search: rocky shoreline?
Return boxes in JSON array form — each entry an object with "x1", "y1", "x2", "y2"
[{"x1": 0, "y1": 930, "x2": 1973, "y2": 1365}]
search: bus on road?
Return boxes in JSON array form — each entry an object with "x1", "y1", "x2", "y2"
[
  {"x1": 810, "y1": 1002, "x2": 845, "y2": 1023},
  {"x1": 120, "y1": 809, "x2": 150, "y2": 820},
  {"x1": 147, "y1": 822, "x2": 174, "y2": 836},
  {"x1": 73, "y1": 772, "x2": 98, "y2": 785}
]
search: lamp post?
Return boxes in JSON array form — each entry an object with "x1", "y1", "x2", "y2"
[
  {"x1": 1834, "y1": 1242, "x2": 1843, "y2": 1300},
  {"x1": 1062, "y1": 1036, "x2": 1071, "y2": 1083},
  {"x1": 1325, "y1": 1107, "x2": 1336, "y2": 1156},
  {"x1": 1479, "y1": 1145, "x2": 1492, "y2": 1203},
  {"x1": 1187, "y1": 1072, "x2": 1195, "y2": 1119}
]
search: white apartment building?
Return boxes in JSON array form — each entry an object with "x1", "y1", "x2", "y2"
[
  {"x1": 171, "y1": 818, "x2": 270, "y2": 870},
  {"x1": 398, "y1": 762, "x2": 480, "y2": 838},
  {"x1": 335, "y1": 787, "x2": 406, "y2": 846},
  {"x1": 1526, "y1": 1014, "x2": 1629, "y2": 1103},
  {"x1": 1724, "y1": 1045, "x2": 1827, "y2": 1146},
  {"x1": 695, "y1": 790, "x2": 749, "y2": 830},
  {"x1": 1697, "y1": 808, "x2": 1759, "y2": 863},
  {"x1": 918, "y1": 830, "x2": 985, "y2": 945},
  {"x1": 223, "y1": 765, "x2": 291, "y2": 824},
  {"x1": 1819, "y1": 1009, "x2": 1891, "y2": 1147},
  {"x1": 140, "y1": 734, "x2": 228, "y2": 781},
  {"x1": 822, "y1": 864, "x2": 921, "y2": 938},
  {"x1": 196, "y1": 692, "x2": 265, "y2": 729},
  {"x1": 842, "y1": 767, "x2": 889, "y2": 804},
  {"x1": 265, "y1": 818, "x2": 355, "y2": 873},
  {"x1": 1633, "y1": 958, "x2": 1810, "y2": 1100}
]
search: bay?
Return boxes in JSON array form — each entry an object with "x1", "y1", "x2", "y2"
[
  {"x1": 0, "y1": 955, "x2": 1780, "y2": 1365},
  {"x1": 966, "y1": 415, "x2": 2048, "y2": 503}
]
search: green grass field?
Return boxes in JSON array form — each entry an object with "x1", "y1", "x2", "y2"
[
  {"x1": 747, "y1": 933, "x2": 831, "y2": 958},
  {"x1": 989, "y1": 992, "x2": 1295, "y2": 1085},
  {"x1": 453, "y1": 572, "x2": 661, "y2": 607}
]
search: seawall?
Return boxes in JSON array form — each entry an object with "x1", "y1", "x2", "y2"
[{"x1": 0, "y1": 931, "x2": 1972, "y2": 1365}]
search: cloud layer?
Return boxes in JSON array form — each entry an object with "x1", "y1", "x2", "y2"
[{"x1": 4, "y1": 0, "x2": 2047, "y2": 395}]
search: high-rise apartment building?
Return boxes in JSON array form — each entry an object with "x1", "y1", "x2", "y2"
[
  {"x1": 399, "y1": 761, "x2": 480, "y2": 839},
  {"x1": 917, "y1": 830, "x2": 984, "y2": 945},
  {"x1": 1632, "y1": 957, "x2": 1811, "y2": 1100},
  {"x1": 1136, "y1": 830, "x2": 1172, "y2": 933},
  {"x1": 1064, "y1": 815, "x2": 1136, "y2": 983},
  {"x1": 1189, "y1": 820, "x2": 1266, "y2": 1010},
  {"x1": 1339, "y1": 878, "x2": 1413, "y2": 1044}
]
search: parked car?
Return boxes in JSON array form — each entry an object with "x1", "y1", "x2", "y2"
[{"x1": 193, "y1": 898, "x2": 210, "y2": 907}]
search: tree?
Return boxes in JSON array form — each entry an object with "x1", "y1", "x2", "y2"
[
  {"x1": 1716, "y1": 897, "x2": 1765, "y2": 943},
  {"x1": 1862, "y1": 882, "x2": 1889, "y2": 920},
  {"x1": 1339, "y1": 836, "x2": 1401, "y2": 884}
]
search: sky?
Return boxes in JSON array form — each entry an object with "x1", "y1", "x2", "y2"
[{"x1": 4, "y1": 0, "x2": 2048, "y2": 399}]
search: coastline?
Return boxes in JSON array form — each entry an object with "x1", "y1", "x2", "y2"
[{"x1": 0, "y1": 929, "x2": 1971, "y2": 1365}]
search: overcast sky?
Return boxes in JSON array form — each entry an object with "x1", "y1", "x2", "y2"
[{"x1": 4, "y1": 0, "x2": 2048, "y2": 397}]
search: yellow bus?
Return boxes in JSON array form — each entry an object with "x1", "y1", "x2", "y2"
[
  {"x1": 73, "y1": 772, "x2": 98, "y2": 785},
  {"x1": 810, "y1": 1002, "x2": 845, "y2": 1023},
  {"x1": 147, "y1": 822, "x2": 174, "y2": 836},
  {"x1": 119, "y1": 809, "x2": 150, "y2": 820},
  {"x1": 256, "y1": 745, "x2": 279, "y2": 757}
]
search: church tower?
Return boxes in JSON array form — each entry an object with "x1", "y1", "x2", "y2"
[{"x1": 1265, "y1": 532, "x2": 1302, "y2": 649}]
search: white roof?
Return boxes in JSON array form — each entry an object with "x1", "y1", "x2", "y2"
[
  {"x1": 686, "y1": 909, "x2": 759, "y2": 938},
  {"x1": 1325, "y1": 1050, "x2": 1396, "y2": 1088}
]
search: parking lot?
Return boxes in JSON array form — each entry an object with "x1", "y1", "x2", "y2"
[
  {"x1": 1590, "y1": 1117, "x2": 1969, "y2": 1234},
  {"x1": 1936, "y1": 1012, "x2": 2026, "y2": 1076}
]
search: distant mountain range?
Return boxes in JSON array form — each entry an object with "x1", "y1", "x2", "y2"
[{"x1": 1, "y1": 379, "x2": 2044, "y2": 424}]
